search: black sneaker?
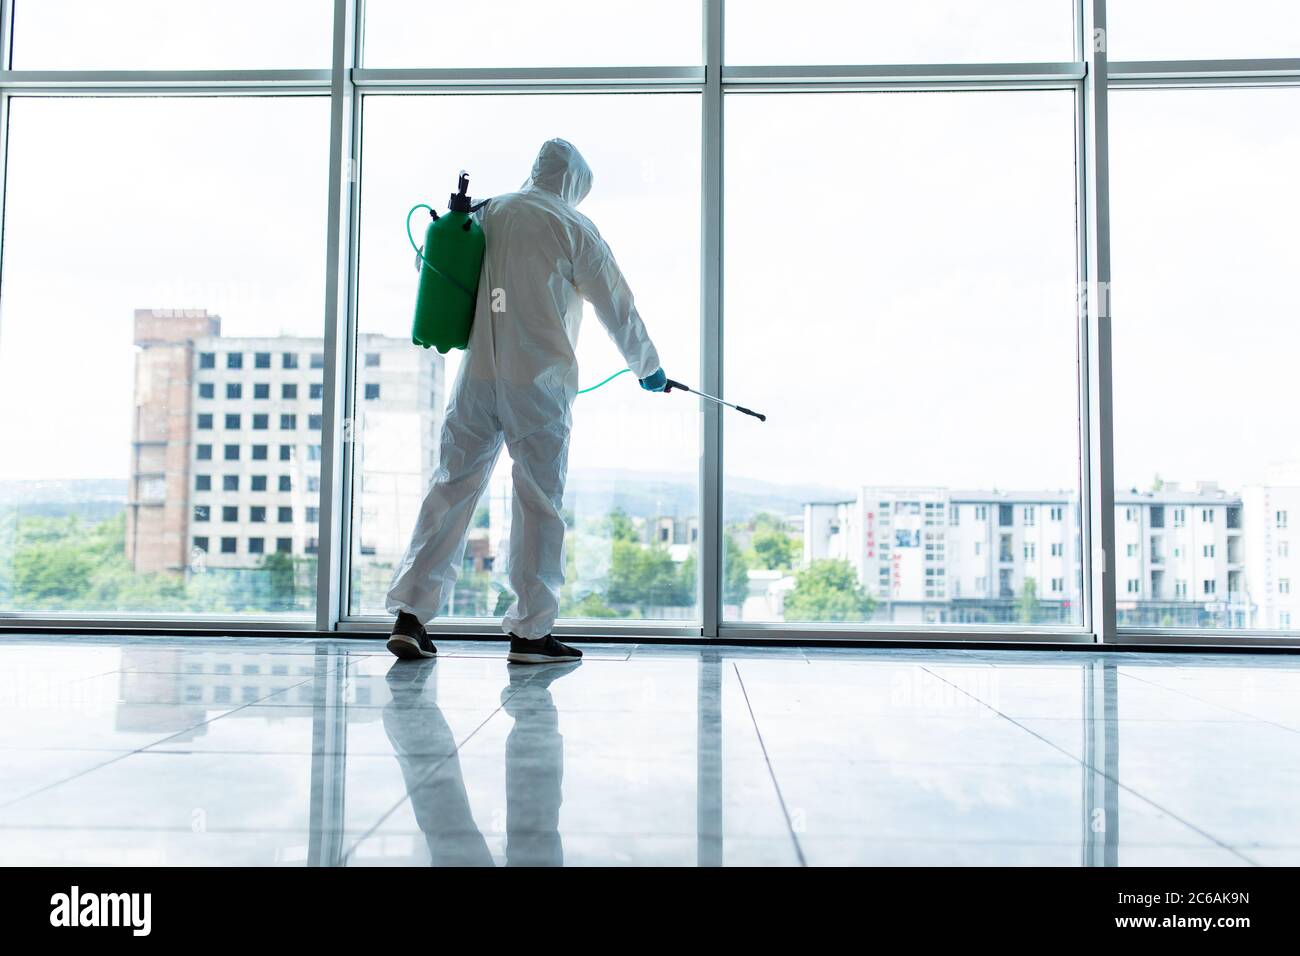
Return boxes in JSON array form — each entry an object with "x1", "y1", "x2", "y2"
[
  {"x1": 387, "y1": 611, "x2": 437, "y2": 660},
  {"x1": 507, "y1": 634, "x2": 583, "y2": 665}
]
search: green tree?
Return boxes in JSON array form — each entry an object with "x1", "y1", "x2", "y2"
[
  {"x1": 784, "y1": 559, "x2": 874, "y2": 623},
  {"x1": 1016, "y1": 576, "x2": 1041, "y2": 624},
  {"x1": 749, "y1": 528, "x2": 797, "y2": 570},
  {"x1": 724, "y1": 532, "x2": 750, "y2": 607}
]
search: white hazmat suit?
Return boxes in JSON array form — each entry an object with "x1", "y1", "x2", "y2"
[{"x1": 386, "y1": 139, "x2": 661, "y2": 639}]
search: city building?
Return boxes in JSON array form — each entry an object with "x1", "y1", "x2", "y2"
[
  {"x1": 803, "y1": 483, "x2": 1285, "y2": 629},
  {"x1": 126, "y1": 309, "x2": 443, "y2": 580}
]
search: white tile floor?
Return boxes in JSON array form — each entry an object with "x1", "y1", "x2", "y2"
[{"x1": 0, "y1": 633, "x2": 1295, "y2": 866}]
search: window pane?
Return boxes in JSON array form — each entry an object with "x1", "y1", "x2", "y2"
[
  {"x1": 726, "y1": 0, "x2": 1074, "y2": 65},
  {"x1": 724, "y1": 91, "x2": 1081, "y2": 627},
  {"x1": 350, "y1": 94, "x2": 700, "y2": 623},
  {"x1": 1107, "y1": 1, "x2": 1300, "y2": 60},
  {"x1": 11, "y1": 0, "x2": 332, "y2": 69},
  {"x1": 0, "y1": 98, "x2": 329, "y2": 617},
  {"x1": 1110, "y1": 87, "x2": 1299, "y2": 632},
  {"x1": 363, "y1": 0, "x2": 701, "y2": 67}
]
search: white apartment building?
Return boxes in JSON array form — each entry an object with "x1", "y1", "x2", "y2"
[
  {"x1": 126, "y1": 311, "x2": 443, "y2": 582},
  {"x1": 1242, "y1": 463, "x2": 1300, "y2": 631},
  {"x1": 186, "y1": 332, "x2": 443, "y2": 572},
  {"x1": 804, "y1": 483, "x2": 1272, "y2": 628}
]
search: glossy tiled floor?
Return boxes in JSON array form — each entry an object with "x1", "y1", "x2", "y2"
[{"x1": 0, "y1": 634, "x2": 1296, "y2": 866}]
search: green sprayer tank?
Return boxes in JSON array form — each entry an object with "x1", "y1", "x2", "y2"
[{"x1": 409, "y1": 172, "x2": 486, "y2": 352}]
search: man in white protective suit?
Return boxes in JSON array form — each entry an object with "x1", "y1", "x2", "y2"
[{"x1": 386, "y1": 138, "x2": 669, "y2": 664}]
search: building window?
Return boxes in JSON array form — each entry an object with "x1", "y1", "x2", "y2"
[
  {"x1": 1279, "y1": 510, "x2": 1290, "y2": 529},
  {"x1": 198, "y1": 382, "x2": 215, "y2": 399},
  {"x1": 248, "y1": 537, "x2": 265, "y2": 554},
  {"x1": 222, "y1": 475, "x2": 239, "y2": 492},
  {"x1": 310, "y1": 382, "x2": 323, "y2": 400},
  {"x1": 1126, "y1": 543, "x2": 1137, "y2": 557},
  {"x1": 308, "y1": 445, "x2": 321, "y2": 461},
  {"x1": 253, "y1": 414, "x2": 268, "y2": 430},
  {"x1": 253, "y1": 383, "x2": 270, "y2": 400},
  {"x1": 225, "y1": 413, "x2": 241, "y2": 430},
  {"x1": 1049, "y1": 506, "x2": 1064, "y2": 521},
  {"x1": 1279, "y1": 541, "x2": 1290, "y2": 558},
  {"x1": 221, "y1": 537, "x2": 237, "y2": 554},
  {"x1": 1280, "y1": 579, "x2": 1292, "y2": 595},
  {"x1": 278, "y1": 506, "x2": 293, "y2": 522},
  {"x1": 1202, "y1": 509, "x2": 1214, "y2": 523},
  {"x1": 283, "y1": 352, "x2": 299, "y2": 369},
  {"x1": 226, "y1": 383, "x2": 242, "y2": 399},
  {"x1": 1150, "y1": 505, "x2": 1165, "y2": 528},
  {"x1": 281, "y1": 414, "x2": 297, "y2": 430},
  {"x1": 197, "y1": 413, "x2": 213, "y2": 430},
  {"x1": 998, "y1": 504, "x2": 1013, "y2": 526},
  {"x1": 276, "y1": 537, "x2": 293, "y2": 553},
  {"x1": 192, "y1": 536, "x2": 209, "y2": 553},
  {"x1": 364, "y1": 383, "x2": 381, "y2": 400},
  {"x1": 949, "y1": 505, "x2": 959, "y2": 526},
  {"x1": 198, "y1": 352, "x2": 216, "y2": 369},
  {"x1": 197, "y1": 444, "x2": 212, "y2": 460},
  {"x1": 1281, "y1": 612, "x2": 1292, "y2": 629},
  {"x1": 251, "y1": 445, "x2": 268, "y2": 461},
  {"x1": 1175, "y1": 580, "x2": 1187, "y2": 598},
  {"x1": 308, "y1": 413, "x2": 323, "y2": 430},
  {"x1": 1050, "y1": 542, "x2": 1063, "y2": 557},
  {"x1": 1051, "y1": 577, "x2": 1063, "y2": 593},
  {"x1": 194, "y1": 506, "x2": 210, "y2": 523},
  {"x1": 278, "y1": 475, "x2": 292, "y2": 492},
  {"x1": 195, "y1": 474, "x2": 211, "y2": 492},
  {"x1": 226, "y1": 352, "x2": 242, "y2": 370},
  {"x1": 1173, "y1": 508, "x2": 1186, "y2": 528},
  {"x1": 223, "y1": 444, "x2": 239, "y2": 461},
  {"x1": 310, "y1": 352, "x2": 324, "y2": 369},
  {"x1": 1124, "y1": 507, "x2": 1137, "y2": 522},
  {"x1": 254, "y1": 352, "x2": 271, "y2": 369},
  {"x1": 305, "y1": 537, "x2": 319, "y2": 554},
  {"x1": 306, "y1": 506, "x2": 320, "y2": 523},
  {"x1": 280, "y1": 445, "x2": 293, "y2": 461},
  {"x1": 1203, "y1": 579, "x2": 1216, "y2": 595},
  {"x1": 307, "y1": 475, "x2": 320, "y2": 492},
  {"x1": 365, "y1": 352, "x2": 381, "y2": 368},
  {"x1": 282, "y1": 383, "x2": 298, "y2": 400},
  {"x1": 250, "y1": 506, "x2": 266, "y2": 523},
  {"x1": 1203, "y1": 544, "x2": 1215, "y2": 558},
  {"x1": 1024, "y1": 543, "x2": 1036, "y2": 560},
  {"x1": 251, "y1": 475, "x2": 267, "y2": 492},
  {"x1": 1126, "y1": 579, "x2": 1140, "y2": 594},
  {"x1": 1023, "y1": 505, "x2": 1035, "y2": 526},
  {"x1": 222, "y1": 505, "x2": 238, "y2": 522}
]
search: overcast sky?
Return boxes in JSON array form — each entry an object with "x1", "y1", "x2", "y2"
[{"x1": 1, "y1": 1, "x2": 1298, "y2": 502}]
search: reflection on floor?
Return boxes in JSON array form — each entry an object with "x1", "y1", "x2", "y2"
[{"x1": 0, "y1": 634, "x2": 1296, "y2": 866}]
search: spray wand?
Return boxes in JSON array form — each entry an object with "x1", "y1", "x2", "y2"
[{"x1": 576, "y1": 368, "x2": 766, "y2": 422}]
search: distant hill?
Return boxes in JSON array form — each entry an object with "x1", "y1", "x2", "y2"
[
  {"x1": 0, "y1": 479, "x2": 127, "y2": 520},
  {"x1": 563, "y1": 469, "x2": 852, "y2": 523},
  {"x1": 0, "y1": 472, "x2": 849, "y2": 526}
]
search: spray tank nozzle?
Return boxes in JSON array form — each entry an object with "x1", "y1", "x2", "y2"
[{"x1": 449, "y1": 171, "x2": 473, "y2": 213}]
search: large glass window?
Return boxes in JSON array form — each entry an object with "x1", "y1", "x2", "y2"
[
  {"x1": 1106, "y1": 1, "x2": 1300, "y2": 60},
  {"x1": 362, "y1": 0, "x2": 702, "y2": 68},
  {"x1": 725, "y1": 0, "x2": 1075, "y2": 65},
  {"x1": 0, "y1": 97, "x2": 329, "y2": 617},
  {"x1": 10, "y1": 0, "x2": 332, "y2": 69},
  {"x1": 723, "y1": 91, "x2": 1082, "y2": 627},
  {"x1": 1110, "y1": 87, "x2": 1300, "y2": 632},
  {"x1": 348, "y1": 94, "x2": 701, "y2": 624}
]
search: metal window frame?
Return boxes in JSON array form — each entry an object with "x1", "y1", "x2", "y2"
[{"x1": 1, "y1": 0, "x2": 1298, "y2": 650}]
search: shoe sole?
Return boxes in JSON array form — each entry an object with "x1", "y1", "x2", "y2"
[
  {"x1": 507, "y1": 651, "x2": 582, "y2": 664},
  {"x1": 387, "y1": 634, "x2": 436, "y2": 660}
]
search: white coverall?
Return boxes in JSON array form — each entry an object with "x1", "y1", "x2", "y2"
[{"x1": 386, "y1": 139, "x2": 661, "y2": 639}]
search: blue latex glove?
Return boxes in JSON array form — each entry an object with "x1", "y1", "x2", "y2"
[{"x1": 639, "y1": 368, "x2": 668, "y2": 392}]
